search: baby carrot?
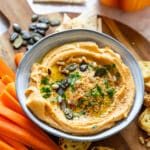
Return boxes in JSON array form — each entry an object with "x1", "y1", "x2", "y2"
[
  {"x1": 1, "y1": 75, "x2": 14, "y2": 85},
  {"x1": 0, "y1": 135, "x2": 28, "y2": 150},
  {"x1": 0, "y1": 116, "x2": 59, "y2": 150},
  {"x1": 0, "y1": 58, "x2": 15, "y2": 80},
  {"x1": 0, "y1": 138, "x2": 15, "y2": 150}
]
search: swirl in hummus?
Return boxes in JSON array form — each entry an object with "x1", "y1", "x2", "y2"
[{"x1": 25, "y1": 41, "x2": 135, "y2": 135}]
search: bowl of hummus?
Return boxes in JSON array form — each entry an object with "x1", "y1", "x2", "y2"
[{"x1": 16, "y1": 29, "x2": 144, "y2": 141}]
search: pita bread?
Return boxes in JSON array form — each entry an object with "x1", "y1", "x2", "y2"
[
  {"x1": 138, "y1": 108, "x2": 150, "y2": 134},
  {"x1": 143, "y1": 91, "x2": 150, "y2": 107},
  {"x1": 33, "y1": 0, "x2": 86, "y2": 4},
  {"x1": 139, "y1": 61, "x2": 150, "y2": 82},
  {"x1": 145, "y1": 80, "x2": 150, "y2": 92},
  {"x1": 59, "y1": 138, "x2": 91, "y2": 150},
  {"x1": 56, "y1": 10, "x2": 102, "y2": 32}
]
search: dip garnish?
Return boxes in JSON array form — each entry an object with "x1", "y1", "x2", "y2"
[{"x1": 25, "y1": 42, "x2": 135, "y2": 135}]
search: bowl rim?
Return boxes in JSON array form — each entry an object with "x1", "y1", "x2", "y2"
[{"x1": 16, "y1": 29, "x2": 144, "y2": 141}]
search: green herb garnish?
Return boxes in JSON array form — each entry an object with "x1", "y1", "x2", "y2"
[
  {"x1": 111, "y1": 64, "x2": 116, "y2": 69},
  {"x1": 41, "y1": 77, "x2": 49, "y2": 85},
  {"x1": 92, "y1": 125, "x2": 97, "y2": 129},
  {"x1": 77, "y1": 98, "x2": 88, "y2": 107},
  {"x1": 103, "y1": 78, "x2": 109, "y2": 88},
  {"x1": 40, "y1": 87, "x2": 51, "y2": 93},
  {"x1": 42, "y1": 93, "x2": 51, "y2": 99},
  {"x1": 96, "y1": 84, "x2": 104, "y2": 98},
  {"x1": 69, "y1": 72, "x2": 81, "y2": 92},
  {"x1": 107, "y1": 88, "x2": 115, "y2": 98},
  {"x1": 94, "y1": 67, "x2": 107, "y2": 77}
]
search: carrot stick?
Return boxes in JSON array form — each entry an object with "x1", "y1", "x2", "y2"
[
  {"x1": 0, "y1": 58, "x2": 15, "y2": 80},
  {"x1": 0, "y1": 135, "x2": 28, "y2": 150},
  {"x1": 0, "y1": 90, "x2": 25, "y2": 116},
  {"x1": 14, "y1": 52, "x2": 24, "y2": 67},
  {"x1": 5, "y1": 82, "x2": 17, "y2": 100},
  {"x1": 1, "y1": 75, "x2": 14, "y2": 85},
  {"x1": 0, "y1": 80, "x2": 5, "y2": 94},
  {"x1": 0, "y1": 138, "x2": 15, "y2": 150},
  {"x1": 0, "y1": 104, "x2": 60, "y2": 149},
  {"x1": 0, "y1": 116, "x2": 60, "y2": 150}
]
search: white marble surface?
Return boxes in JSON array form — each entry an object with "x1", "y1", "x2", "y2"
[{"x1": 1, "y1": 0, "x2": 150, "y2": 41}]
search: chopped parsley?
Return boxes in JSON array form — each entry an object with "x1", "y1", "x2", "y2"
[
  {"x1": 92, "y1": 125, "x2": 97, "y2": 129},
  {"x1": 103, "y1": 78, "x2": 109, "y2": 88},
  {"x1": 94, "y1": 67, "x2": 107, "y2": 77},
  {"x1": 40, "y1": 77, "x2": 51, "y2": 99},
  {"x1": 77, "y1": 98, "x2": 88, "y2": 107},
  {"x1": 107, "y1": 88, "x2": 115, "y2": 98},
  {"x1": 68, "y1": 72, "x2": 81, "y2": 92},
  {"x1": 41, "y1": 76, "x2": 49, "y2": 85},
  {"x1": 42, "y1": 93, "x2": 51, "y2": 99},
  {"x1": 40, "y1": 87, "x2": 51, "y2": 93}
]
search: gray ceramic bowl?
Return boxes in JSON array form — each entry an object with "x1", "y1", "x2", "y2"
[{"x1": 16, "y1": 29, "x2": 144, "y2": 141}]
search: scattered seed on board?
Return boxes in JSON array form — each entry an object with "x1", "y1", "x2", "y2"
[
  {"x1": 13, "y1": 35, "x2": 23, "y2": 49},
  {"x1": 13, "y1": 23, "x2": 21, "y2": 33},
  {"x1": 34, "y1": 29, "x2": 46, "y2": 36},
  {"x1": 36, "y1": 23, "x2": 49, "y2": 30},
  {"x1": 28, "y1": 38, "x2": 35, "y2": 45},
  {"x1": 38, "y1": 16, "x2": 49, "y2": 24},
  {"x1": 10, "y1": 32, "x2": 19, "y2": 42},
  {"x1": 22, "y1": 40, "x2": 28, "y2": 46},
  {"x1": 29, "y1": 23, "x2": 37, "y2": 30},
  {"x1": 31, "y1": 14, "x2": 39, "y2": 22},
  {"x1": 21, "y1": 31, "x2": 31, "y2": 40},
  {"x1": 49, "y1": 19, "x2": 61, "y2": 26}
]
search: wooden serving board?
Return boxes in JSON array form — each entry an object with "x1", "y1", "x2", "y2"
[{"x1": 0, "y1": 0, "x2": 150, "y2": 149}]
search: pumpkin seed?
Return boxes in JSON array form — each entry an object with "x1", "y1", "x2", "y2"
[
  {"x1": 49, "y1": 19, "x2": 61, "y2": 26},
  {"x1": 13, "y1": 23, "x2": 21, "y2": 33},
  {"x1": 36, "y1": 23, "x2": 49, "y2": 30},
  {"x1": 29, "y1": 23, "x2": 37, "y2": 30},
  {"x1": 79, "y1": 63, "x2": 88, "y2": 72},
  {"x1": 64, "y1": 108, "x2": 73, "y2": 120},
  {"x1": 28, "y1": 38, "x2": 35, "y2": 45},
  {"x1": 57, "y1": 88, "x2": 64, "y2": 96},
  {"x1": 58, "y1": 96, "x2": 63, "y2": 103},
  {"x1": 32, "y1": 34, "x2": 42, "y2": 42},
  {"x1": 21, "y1": 31, "x2": 31, "y2": 40},
  {"x1": 94, "y1": 67, "x2": 107, "y2": 77},
  {"x1": 34, "y1": 29, "x2": 46, "y2": 36},
  {"x1": 67, "y1": 64, "x2": 78, "y2": 72},
  {"x1": 10, "y1": 32, "x2": 19, "y2": 42},
  {"x1": 38, "y1": 16, "x2": 49, "y2": 24},
  {"x1": 13, "y1": 35, "x2": 23, "y2": 49},
  {"x1": 31, "y1": 14, "x2": 39, "y2": 22},
  {"x1": 52, "y1": 83, "x2": 59, "y2": 90},
  {"x1": 22, "y1": 40, "x2": 28, "y2": 46},
  {"x1": 60, "y1": 101, "x2": 66, "y2": 110}
]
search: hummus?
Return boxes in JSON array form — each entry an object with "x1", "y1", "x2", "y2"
[{"x1": 25, "y1": 41, "x2": 135, "y2": 135}]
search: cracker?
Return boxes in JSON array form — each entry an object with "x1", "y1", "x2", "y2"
[
  {"x1": 33, "y1": 0, "x2": 86, "y2": 4},
  {"x1": 138, "y1": 108, "x2": 150, "y2": 134},
  {"x1": 59, "y1": 138, "x2": 91, "y2": 150},
  {"x1": 139, "y1": 61, "x2": 150, "y2": 82},
  {"x1": 143, "y1": 91, "x2": 150, "y2": 107},
  {"x1": 56, "y1": 9, "x2": 101, "y2": 32}
]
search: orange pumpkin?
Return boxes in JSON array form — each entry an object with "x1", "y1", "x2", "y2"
[
  {"x1": 120, "y1": 0, "x2": 150, "y2": 11},
  {"x1": 100, "y1": 0, "x2": 119, "y2": 8},
  {"x1": 100, "y1": 0, "x2": 150, "y2": 12}
]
